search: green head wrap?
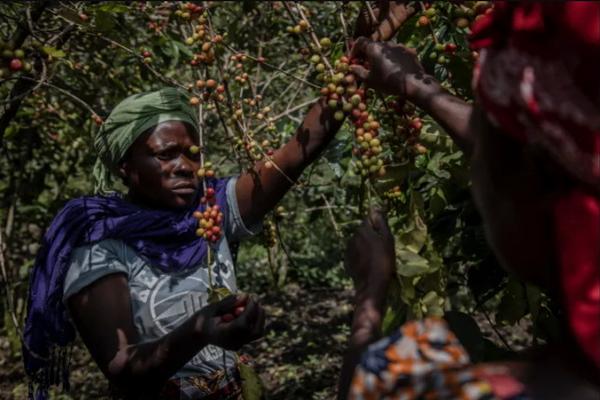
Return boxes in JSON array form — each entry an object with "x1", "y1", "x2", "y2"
[{"x1": 93, "y1": 87, "x2": 198, "y2": 194}]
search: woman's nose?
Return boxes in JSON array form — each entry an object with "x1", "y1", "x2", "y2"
[{"x1": 174, "y1": 155, "x2": 195, "y2": 176}]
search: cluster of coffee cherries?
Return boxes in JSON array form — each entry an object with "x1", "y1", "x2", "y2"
[
  {"x1": 230, "y1": 53, "x2": 252, "y2": 85},
  {"x1": 189, "y1": 79, "x2": 226, "y2": 105},
  {"x1": 193, "y1": 186, "x2": 223, "y2": 244},
  {"x1": 385, "y1": 101, "x2": 428, "y2": 156},
  {"x1": 140, "y1": 48, "x2": 152, "y2": 64},
  {"x1": 263, "y1": 219, "x2": 277, "y2": 248},
  {"x1": 318, "y1": 55, "x2": 386, "y2": 177},
  {"x1": 418, "y1": 1, "x2": 491, "y2": 30},
  {"x1": 428, "y1": 42, "x2": 457, "y2": 65},
  {"x1": 384, "y1": 186, "x2": 403, "y2": 200},
  {"x1": 182, "y1": 8, "x2": 223, "y2": 66},
  {"x1": 0, "y1": 43, "x2": 32, "y2": 78},
  {"x1": 236, "y1": 136, "x2": 276, "y2": 164},
  {"x1": 286, "y1": 19, "x2": 310, "y2": 34},
  {"x1": 144, "y1": 2, "x2": 171, "y2": 34},
  {"x1": 174, "y1": 2, "x2": 204, "y2": 20}
]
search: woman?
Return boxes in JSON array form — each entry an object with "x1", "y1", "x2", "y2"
[
  {"x1": 22, "y1": 4, "x2": 416, "y2": 399},
  {"x1": 24, "y1": 82, "x2": 352, "y2": 400},
  {"x1": 340, "y1": 2, "x2": 599, "y2": 399}
]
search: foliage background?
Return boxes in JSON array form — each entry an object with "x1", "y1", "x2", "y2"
[{"x1": 0, "y1": 1, "x2": 557, "y2": 398}]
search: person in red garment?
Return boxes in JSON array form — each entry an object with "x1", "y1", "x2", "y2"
[{"x1": 339, "y1": 2, "x2": 600, "y2": 399}]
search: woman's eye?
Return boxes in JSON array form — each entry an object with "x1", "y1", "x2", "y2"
[{"x1": 155, "y1": 151, "x2": 176, "y2": 160}]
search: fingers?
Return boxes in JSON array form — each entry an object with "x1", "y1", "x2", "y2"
[
  {"x1": 367, "y1": 207, "x2": 389, "y2": 234},
  {"x1": 231, "y1": 296, "x2": 266, "y2": 341},
  {"x1": 349, "y1": 64, "x2": 370, "y2": 81},
  {"x1": 213, "y1": 295, "x2": 239, "y2": 315},
  {"x1": 350, "y1": 36, "x2": 370, "y2": 60},
  {"x1": 251, "y1": 306, "x2": 266, "y2": 339},
  {"x1": 234, "y1": 293, "x2": 249, "y2": 307},
  {"x1": 234, "y1": 296, "x2": 260, "y2": 328}
]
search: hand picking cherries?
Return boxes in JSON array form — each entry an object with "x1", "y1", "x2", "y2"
[
  {"x1": 318, "y1": 55, "x2": 386, "y2": 178},
  {"x1": 220, "y1": 296, "x2": 248, "y2": 322}
]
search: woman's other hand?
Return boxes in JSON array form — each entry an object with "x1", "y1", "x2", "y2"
[
  {"x1": 196, "y1": 294, "x2": 266, "y2": 351},
  {"x1": 350, "y1": 37, "x2": 431, "y2": 100},
  {"x1": 345, "y1": 208, "x2": 395, "y2": 293}
]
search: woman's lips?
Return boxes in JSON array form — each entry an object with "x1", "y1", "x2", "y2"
[
  {"x1": 171, "y1": 182, "x2": 197, "y2": 195},
  {"x1": 172, "y1": 187, "x2": 196, "y2": 195}
]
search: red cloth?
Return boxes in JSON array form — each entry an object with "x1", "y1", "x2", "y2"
[{"x1": 470, "y1": 2, "x2": 600, "y2": 370}]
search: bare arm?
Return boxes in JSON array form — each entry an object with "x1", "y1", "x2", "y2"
[
  {"x1": 68, "y1": 274, "x2": 264, "y2": 398},
  {"x1": 338, "y1": 286, "x2": 388, "y2": 400},
  {"x1": 235, "y1": 2, "x2": 417, "y2": 228},
  {"x1": 235, "y1": 100, "x2": 342, "y2": 227},
  {"x1": 409, "y1": 75, "x2": 474, "y2": 153},
  {"x1": 338, "y1": 209, "x2": 395, "y2": 400}
]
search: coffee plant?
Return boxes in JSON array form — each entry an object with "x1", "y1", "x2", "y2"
[{"x1": 0, "y1": 1, "x2": 558, "y2": 392}]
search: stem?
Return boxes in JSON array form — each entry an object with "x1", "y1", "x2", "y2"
[
  {"x1": 292, "y1": 1, "x2": 335, "y2": 76},
  {"x1": 207, "y1": 248, "x2": 214, "y2": 292},
  {"x1": 364, "y1": 1, "x2": 378, "y2": 24}
]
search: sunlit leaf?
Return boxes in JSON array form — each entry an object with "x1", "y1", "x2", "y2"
[{"x1": 239, "y1": 363, "x2": 264, "y2": 400}]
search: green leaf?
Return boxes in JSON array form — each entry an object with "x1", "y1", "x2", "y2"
[
  {"x1": 98, "y1": 4, "x2": 129, "y2": 13},
  {"x1": 207, "y1": 287, "x2": 232, "y2": 303},
  {"x1": 374, "y1": 162, "x2": 411, "y2": 193},
  {"x1": 399, "y1": 191, "x2": 427, "y2": 253},
  {"x1": 173, "y1": 40, "x2": 194, "y2": 58},
  {"x1": 526, "y1": 284, "x2": 542, "y2": 321},
  {"x1": 396, "y1": 247, "x2": 430, "y2": 277},
  {"x1": 42, "y1": 46, "x2": 66, "y2": 58},
  {"x1": 445, "y1": 311, "x2": 485, "y2": 362},
  {"x1": 420, "y1": 290, "x2": 444, "y2": 317},
  {"x1": 4, "y1": 124, "x2": 19, "y2": 139},
  {"x1": 95, "y1": 10, "x2": 116, "y2": 32},
  {"x1": 382, "y1": 279, "x2": 406, "y2": 335},
  {"x1": 429, "y1": 187, "x2": 447, "y2": 217},
  {"x1": 496, "y1": 278, "x2": 528, "y2": 325},
  {"x1": 239, "y1": 363, "x2": 264, "y2": 400}
]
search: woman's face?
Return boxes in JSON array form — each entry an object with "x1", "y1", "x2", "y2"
[
  {"x1": 469, "y1": 107, "x2": 556, "y2": 288},
  {"x1": 120, "y1": 121, "x2": 201, "y2": 210}
]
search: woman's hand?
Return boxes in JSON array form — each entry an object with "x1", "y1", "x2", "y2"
[
  {"x1": 350, "y1": 37, "x2": 432, "y2": 100},
  {"x1": 345, "y1": 208, "x2": 395, "y2": 293},
  {"x1": 196, "y1": 294, "x2": 266, "y2": 351}
]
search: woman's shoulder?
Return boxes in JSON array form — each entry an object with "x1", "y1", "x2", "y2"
[{"x1": 70, "y1": 238, "x2": 137, "y2": 267}]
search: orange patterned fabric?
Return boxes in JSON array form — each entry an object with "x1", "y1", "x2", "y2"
[{"x1": 349, "y1": 318, "x2": 529, "y2": 400}]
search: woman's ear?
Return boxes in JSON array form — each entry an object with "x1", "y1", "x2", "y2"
[{"x1": 118, "y1": 162, "x2": 129, "y2": 185}]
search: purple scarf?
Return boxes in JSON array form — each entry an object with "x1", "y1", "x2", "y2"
[{"x1": 23, "y1": 177, "x2": 230, "y2": 398}]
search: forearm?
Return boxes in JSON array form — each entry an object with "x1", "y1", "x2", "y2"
[
  {"x1": 409, "y1": 76, "x2": 474, "y2": 154},
  {"x1": 237, "y1": 98, "x2": 343, "y2": 225},
  {"x1": 106, "y1": 311, "x2": 208, "y2": 397},
  {"x1": 338, "y1": 284, "x2": 388, "y2": 400}
]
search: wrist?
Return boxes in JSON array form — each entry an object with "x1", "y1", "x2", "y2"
[
  {"x1": 407, "y1": 75, "x2": 442, "y2": 109},
  {"x1": 349, "y1": 295, "x2": 385, "y2": 348}
]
